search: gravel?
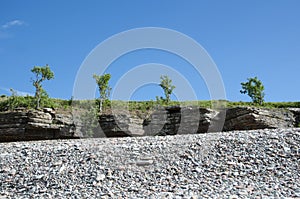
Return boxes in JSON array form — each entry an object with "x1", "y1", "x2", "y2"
[{"x1": 0, "y1": 128, "x2": 299, "y2": 198}]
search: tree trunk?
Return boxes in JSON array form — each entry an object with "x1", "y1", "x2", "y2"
[
  {"x1": 36, "y1": 93, "x2": 40, "y2": 110},
  {"x1": 99, "y1": 98, "x2": 103, "y2": 113},
  {"x1": 35, "y1": 84, "x2": 40, "y2": 110}
]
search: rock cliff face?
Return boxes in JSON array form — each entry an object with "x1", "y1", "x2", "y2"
[
  {"x1": 99, "y1": 114, "x2": 130, "y2": 137},
  {"x1": 143, "y1": 106, "x2": 181, "y2": 136},
  {"x1": 98, "y1": 106, "x2": 298, "y2": 137},
  {"x1": 223, "y1": 107, "x2": 295, "y2": 131},
  {"x1": 287, "y1": 108, "x2": 300, "y2": 127},
  {"x1": 0, "y1": 108, "x2": 78, "y2": 142},
  {"x1": 0, "y1": 106, "x2": 299, "y2": 141},
  {"x1": 142, "y1": 106, "x2": 220, "y2": 136}
]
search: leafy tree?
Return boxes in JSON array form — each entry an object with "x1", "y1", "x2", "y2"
[
  {"x1": 93, "y1": 73, "x2": 111, "y2": 113},
  {"x1": 240, "y1": 76, "x2": 265, "y2": 105},
  {"x1": 31, "y1": 65, "x2": 54, "y2": 109},
  {"x1": 158, "y1": 75, "x2": 175, "y2": 104}
]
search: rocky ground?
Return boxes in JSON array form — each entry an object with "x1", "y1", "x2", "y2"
[{"x1": 0, "y1": 128, "x2": 299, "y2": 198}]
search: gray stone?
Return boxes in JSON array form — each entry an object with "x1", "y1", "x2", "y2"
[
  {"x1": 98, "y1": 106, "x2": 299, "y2": 137},
  {"x1": 0, "y1": 108, "x2": 78, "y2": 142},
  {"x1": 223, "y1": 107, "x2": 295, "y2": 131},
  {"x1": 287, "y1": 108, "x2": 300, "y2": 127},
  {"x1": 1, "y1": 105, "x2": 299, "y2": 140},
  {"x1": 99, "y1": 114, "x2": 131, "y2": 137}
]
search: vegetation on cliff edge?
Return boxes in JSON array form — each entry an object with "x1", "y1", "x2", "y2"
[{"x1": 0, "y1": 95, "x2": 299, "y2": 113}]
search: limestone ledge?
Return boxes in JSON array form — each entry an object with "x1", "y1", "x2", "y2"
[
  {"x1": 99, "y1": 106, "x2": 299, "y2": 137},
  {"x1": 0, "y1": 108, "x2": 78, "y2": 142},
  {"x1": 1, "y1": 106, "x2": 300, "y2": 141}
]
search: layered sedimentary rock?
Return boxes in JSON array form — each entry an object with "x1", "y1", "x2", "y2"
[
  {"x1": 287, "y1": 108, "x2": 300, "y2": 127},
  {"x1": 143, "y1": 106, "x2": 221, "y2": 136},
  {"x1": 0, "y1": 108, "x2": 78, "y2": 142},
  {"x1": 98, "y1": 106, "x2": 221, "y2": 137},
  {"x1": 0, "y1": 106, "x2": 298, "y2": 140},
  {"x1": 99, "y1": 114, "x2": 130, "y2": 137},
  {"x1": 223, "y1": 107, "x2": 295, "y2": 131},
  {"x1": 99, "y1": 113, "x2": 145, "y2": 137},
  {"x1": 143, "y1": 106, "x2": 180, "y2": 136},
  {"x1": 98, "y1": 106, "x2": 298, "y2": 137}
]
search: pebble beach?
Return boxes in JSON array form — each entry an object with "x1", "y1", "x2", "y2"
[{"x1": 0, "y1": 128, "x2": 299, "y2": 198}]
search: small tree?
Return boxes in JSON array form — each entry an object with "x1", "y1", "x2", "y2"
[
  {"x1": 93, "y1": 73, "x2": 111, "y2": 113},
  {"x1": 159, "y1": 75, "x2": 175, "y2": 104},
  {"x1": 240, "y1": 76, "x2": 265, "y2": 105},
  {"x1": 31, "y1": 65, "x2": 54, "y2": 109}
]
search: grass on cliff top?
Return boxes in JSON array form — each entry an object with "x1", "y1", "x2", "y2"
[{"x1": 0, "y1": 94, "x2": 299, "y2": 113}]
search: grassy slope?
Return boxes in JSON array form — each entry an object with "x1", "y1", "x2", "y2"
[{"x1": 1, "y1": 95, "x2": 299, "y2": 113}]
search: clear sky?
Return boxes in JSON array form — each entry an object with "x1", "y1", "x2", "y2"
[{"x1": 0, "y1": 0, "x2": 299, "y2": 102}]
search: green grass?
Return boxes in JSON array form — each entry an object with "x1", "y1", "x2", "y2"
[
  {"x1": 0, "y1": 95, "x2": 299, "y2": 112},
  {"x1": 0, "y1": 96, "x2": 72, "y2": 112}
]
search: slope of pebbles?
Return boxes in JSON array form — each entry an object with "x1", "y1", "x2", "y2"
[{"x1": 0, "y1": 128, "x2": 299, "y2": 198}]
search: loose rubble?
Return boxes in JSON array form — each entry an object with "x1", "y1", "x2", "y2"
[{"x1": 0, "y1": 128, "x2": 299, "y2": 198}]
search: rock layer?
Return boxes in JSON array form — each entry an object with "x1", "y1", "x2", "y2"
[
  {"x1": 288, "y1": 108, "x2": 300, "y2": 127},
  {"x1": 98, "y1": 106, "x2": 297, "y2": 137},
  {"x1": 0, "y1": 106, "x2": 299, "y2": 140},
  {"x1": 223, "y1": 107, "x2": 295, "y2": 131},
  {"x1": 0, "y1": 108, "x2": 78, "y2": 142}
]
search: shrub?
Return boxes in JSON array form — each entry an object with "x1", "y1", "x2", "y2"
[
  {"x1": 240, "y1": 76, "x2": 265, "y2": 105},
  {"x1": 158, "y1": 75, "x2": 175, "y2": 104}
]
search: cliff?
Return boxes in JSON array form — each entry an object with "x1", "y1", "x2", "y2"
[
  {"x1": 0, "y1": 106, "x2": 299, "y2": 141},
  {"x1": 99, "y1": 106, "x2": 299, "y2": 137},
  {"x1": 0, "y1": 108, "x2": 79, "y2": 142}
]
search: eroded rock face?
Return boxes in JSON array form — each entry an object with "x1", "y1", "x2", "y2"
[
  {"x1": 287, "y1": 108, "x2": 300, "y2": 127},
  {"x1": 99, "y1": 106, "x2": 222, "y2": 137},
  {"x1": 99, "y1": 114, "x2": 131, "y2": 137},
  {"x1": 223, "y1": 107, "x2": 295, "y2": 131},
  {"x1": 0, "y1": 108, "x2": 77, "y2": 142},
  {"x1": 1, "y1": 106, "x2": 298, "y2": 140},
  {"x1": 98, "y1": 113, "x2": 147, "y2": 137},
  {"x1": 98, "y1": 106, "x2": 298, "y2": 137},
  {"x1": 143, "y1": 106, "x2": 181, "y2": 136},
  {"x1": 143, "y1": 106, "x2": 221, "y2": 136}
]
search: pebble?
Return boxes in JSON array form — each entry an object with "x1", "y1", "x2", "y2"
[
  {"x1": 96, "y1": 174, "x2": 105, "y2": 181},
  {"x1": 136, "y1": 159, "x2": 154, "y2": 166},
  {"x1": 0, "y1": 128, "x2": 299, "y2": 198},
  {"x1": 229, "y1": 194, "x2": 239, "y2": 199}
]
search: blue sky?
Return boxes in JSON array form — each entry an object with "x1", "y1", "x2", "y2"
[{"x1": 0, "y1": 0, "x2": 299, "y2": 102}]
